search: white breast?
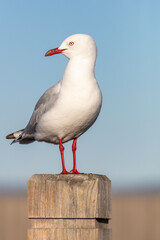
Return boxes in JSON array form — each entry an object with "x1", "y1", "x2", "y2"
[{"x1": 35, "y1": 75, "x2": 102, "y2": 144}]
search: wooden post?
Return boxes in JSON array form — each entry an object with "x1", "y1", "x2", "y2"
[{"x1": 27, "y1": 174, "x2": 112, "y2": 240}]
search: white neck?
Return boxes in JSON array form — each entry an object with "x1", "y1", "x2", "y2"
[{"x1": 61, "y1": 55, "x2": 97, "y2": 86}]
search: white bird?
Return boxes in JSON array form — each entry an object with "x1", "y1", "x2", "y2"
[{"x1": 6, "y1": 34, "x2": 102, "y2": 174}]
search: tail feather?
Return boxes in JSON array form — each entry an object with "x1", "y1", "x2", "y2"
[
  {"x1": 6, "y1": 129, "x2": 24, "y2": 140},
  {"x1": 6, "y1": 129, "x2": 35, "y2": 144}
]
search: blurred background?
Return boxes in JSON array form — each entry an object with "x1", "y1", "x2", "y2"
[{"x1": 0, "y1": 0, "x2": 160, "y2": 239}]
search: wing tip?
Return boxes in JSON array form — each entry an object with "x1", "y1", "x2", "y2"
[
  {"x1": 6, "y1": 133, "x2": 15, "y2": 139},
  {"x1": 6, "y1": 128, "x2": 25, "y2": 141}
]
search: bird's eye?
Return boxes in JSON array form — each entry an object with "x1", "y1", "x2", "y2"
[{"x1": 69, "y1": 41, "x2": 74, "y2": 46}]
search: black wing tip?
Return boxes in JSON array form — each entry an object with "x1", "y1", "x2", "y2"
[{"x1": 10, "y1": 139, "x2": 16, "y2": 145}]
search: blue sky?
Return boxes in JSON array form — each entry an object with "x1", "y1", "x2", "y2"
[{"x1": 0, "y1": 0, "x2": 160, "y2": 190}]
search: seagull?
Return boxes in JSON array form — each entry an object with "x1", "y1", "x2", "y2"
[{"x1": 6, "y1": 34, "x2": 102, "y2": 174}]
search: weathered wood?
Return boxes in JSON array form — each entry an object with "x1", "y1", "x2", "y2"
[
  {"x1": 28, "y1": 174, "x2": 111, "y2": 219},
  {"x1": 28, "y1": 174, "x2": 112, "y2": 240},
  {"x1": 28, "y1": 175, "x2": 46, "y2": 218},
  {"x1": 28, "y1": 229, "x2": 111, "y2": 240},
  {"x1": 30, "y1": 219, "x2": 109, "y2": 229}
]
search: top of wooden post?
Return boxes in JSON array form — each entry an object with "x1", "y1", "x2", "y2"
[{"x1": 28, "y1": 174, "x2": 111, "y2": 219}]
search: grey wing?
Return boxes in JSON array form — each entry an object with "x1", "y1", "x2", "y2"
[{"x1": 20, "y1": 81, "x2": 61, "y2": 142}]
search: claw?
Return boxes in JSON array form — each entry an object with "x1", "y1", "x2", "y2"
[
  {"x1": 70, "y1": 169, "x2": 80, "y2": 174},
  {"x1": 61, "y1": 170, "x2": 71, "y2": 174}
]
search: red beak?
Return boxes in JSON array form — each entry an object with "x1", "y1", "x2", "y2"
[{"x1": 45, "y1": 48, "x2": 66, "y2": 56}]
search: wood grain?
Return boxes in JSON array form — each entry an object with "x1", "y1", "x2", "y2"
[
  {"x1": 28, "y1": 174, "x2": 111, "y2": 219},
  {"x1": 30, "y1": 219, "x2": 109, "y2": 229},
  {"x1": 27, "y1": 174, "x2": 111, "y2": 240},
  {"x1": 28, "y1": 229, "x2": 112, "y2": 240}
]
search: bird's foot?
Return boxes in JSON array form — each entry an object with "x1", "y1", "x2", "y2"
[
  {"x1": 61, "y1": 169, "x2": 71, "y2": 174},
  {"x1": 70, "y1": 168, "x2": 81, "y2": 174}
]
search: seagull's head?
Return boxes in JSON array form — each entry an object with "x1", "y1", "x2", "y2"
[{"x1": 45, "y1": 34, "x2": 97, "y2": 60}]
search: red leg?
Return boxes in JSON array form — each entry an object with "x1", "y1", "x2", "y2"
[
  {"x1": 70, "y1": 138, "x2": 80, "y2": 174},
  {"x1": 59, "y1": 139, "x2": 70, "y2": 174}
]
